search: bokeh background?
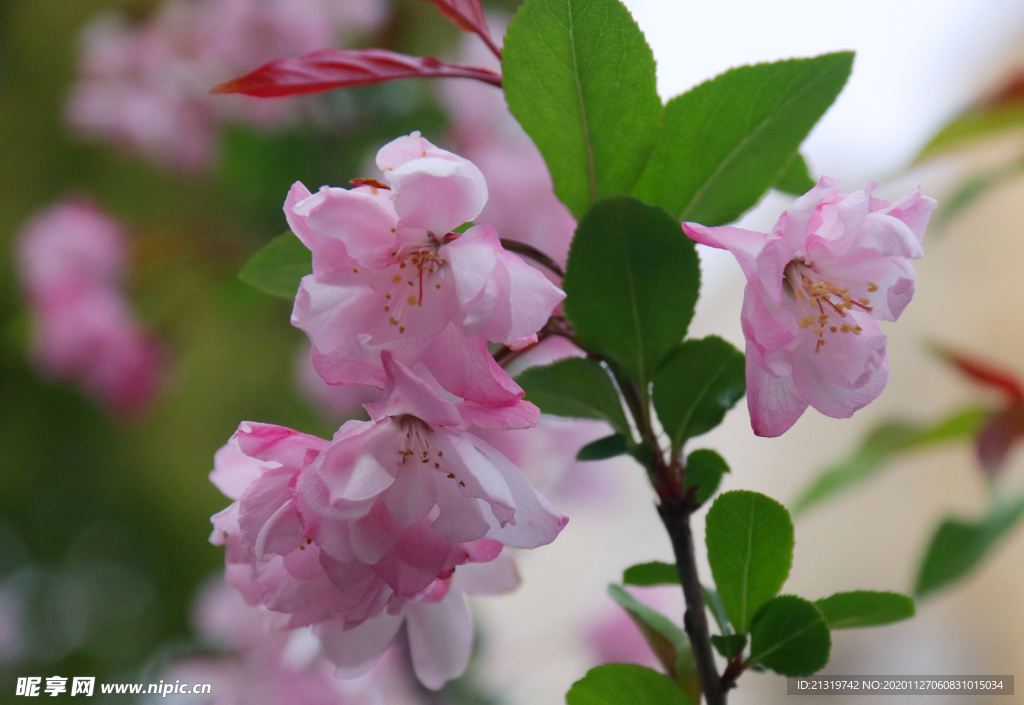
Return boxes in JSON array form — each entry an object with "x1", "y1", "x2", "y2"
[{"x1": 2, "y1": 0, "x2": 1024, "y2": 703}]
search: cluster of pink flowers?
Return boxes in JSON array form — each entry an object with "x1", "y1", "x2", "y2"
[
  {"x1": 211, "y1": 133, "x2": 570, "y2": 689},
  {"x1": 67, "y1": 0, "x2": 386, "y2": 174},
  {"x1": 684, "y1": 177, "x2": 936, "y2": 436},
  {"x1": 152, "y1": 581, "x2": 423, "y2": 704},
  {"x1": 17, "y1": 199, "x2": 161, "y2": 414}
]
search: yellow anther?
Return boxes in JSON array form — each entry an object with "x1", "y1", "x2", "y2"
[
  {"x1": 399, "y1": 326, "x2": 405, "y2": 333},
  {"x1": 392, "y1": 275, "x2": 401, "y2": 283},
  {"x1": 840, "y1": 324, "x2": 851, "y2": 333},
  {"x1": 385, "y1": 293, "x2": 391, "y2": 299},
  {"x1": 818, "y1": 314, "x2": 829, "y2": 323},
  {"x1": 384, "y1": 306, "x2": 390, "y2": 311},
  {"x1": 353, "y1": 268, "x2": 359, "y2": 273},
  {"x1": 407, "y1": 296, "x2": 417, "y2": 305},
  {"x1": 867, "y1": 282, "x2": 878, "y2": 292},
  {"x1": 830, "y1": 326, "x2": 838, "y2": 332},
  {"x1": 859, "y1": 297, "x2": 870, "y2": 305},
  {"x1": 389, "y1": 317, "x2": 398, "y2": 326}
]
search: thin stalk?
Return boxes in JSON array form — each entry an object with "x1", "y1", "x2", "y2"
[
  {"x1": 659, "y1": 499, "x2": 726, "y2": 705},
  {"x1": 499, "y1": 238, "x2": 564, "y2": 278}
]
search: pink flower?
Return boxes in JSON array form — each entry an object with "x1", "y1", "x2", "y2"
[
  {"x1": 210, "y1": 354, "x2": 566, "y2": 685},
  {"x1": 683, "y1": 177, "x2": 937, "y2": 436},
  {"x1": 16, "y1": 199, "x2": 162, "y2": 414},
  {"x1": 67, "y1": 0, "x2": 387, "y2": 173},
  {"x1": 288, "y1": 132, "x2": 565, "y2": 429},
  {"x1": 314, "y1": 549, "x2": 519, "y2": 689}
]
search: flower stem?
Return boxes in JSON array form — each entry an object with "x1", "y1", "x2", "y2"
[
  {"x1": 658, "y1": 497, "x2": 726, "y2": 705},
  {"x1": 499, "y1": 238, "x2": 564, "y2": 278}
]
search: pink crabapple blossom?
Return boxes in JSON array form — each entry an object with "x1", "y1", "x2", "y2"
[
  {"x1": 287, "y1": 132, "x2": 566, "y2": 429},
  {"x1": 67, "y1": 0, "x2": 387, "y2": 173},
  {"x1": 683, "y1": 176, "x2": 937, "y2": 437},
  {"x1": 210, "y1": 353, "x2": 565, "y2": 686},
  {"x1": 16, "y1": 199, "x2": 162, "y2": 414}
]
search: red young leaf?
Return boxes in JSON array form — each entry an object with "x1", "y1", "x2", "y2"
[
  {"x1": 933, "y1": 344, "x2": 1024, "y2": 404},
  {"x1": 212, "y1": 48, "x2": 501, "y2": 97},
  {"x1": 975, "y1": 405, "x2": 1024, "y2": 475},
  {"x1": 419, "y1": 0, "x2": 502, "y2": 59}
]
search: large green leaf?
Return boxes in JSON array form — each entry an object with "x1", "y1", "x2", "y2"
[
  {"x1": 705, "y1": 490, "x2": 794, "y2": 634},
  {"x1": 915, "y1": 493, "x2": 1024, "y2": 598},
  {"x1": 606, "y1": 584, "x2": 697, "y2": 695},
  {"x1": 685, "y1": 449, "x2": 730, "y2": 506},
  {"x1": 773, "y1": 153, "x2": 815, "y2": 195},
  {"x1": 563, "y1": 197, "x2": 700, "y2": 394},
  {"x1": 653, "y1": 337, "x2": 745, "y2": 452},
  {"x1": 503, "y1": 0, "x2": 662, "y2": 220},
  {"x1": 815, "y1": 591, "x2": 915, "y2": 629},
  {"x1": 516, "y1": 357, "x2": 629, "y2": 436},
  {"x1": 748, "y1": 595, "x2": 831, "y2": 676},
  {"x1": 792, "y1": 407, "x2": 987, "y2": 516},
  {"x1": 238, "y1": 231, "x2": 312, "y2": 298},
  {"x1": 566, "y1": 664, "x2": 693, "y2": 705},
  {"x1": 633, "y1": 52, "x2": 853, "y2": 225}
]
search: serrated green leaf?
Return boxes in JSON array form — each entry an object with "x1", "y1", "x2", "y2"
[
  {"x1": 516, "y1": 357, "x2": 629, "y2": 436},
  {"x1": 577, "y1": 434, "x2": 628, "y2": 461},
  {"x1": 503, "y1": 0, "x2": 662, "y2": 220},
  {"x1": 773, "y1": 153, "x2": 815, "y2": 195},
  {"x1": 238, "y1": 231, "x2": 312, "y2": 298},
  {"x1": 792, "y1": 407, "x2": 987, "y2": 516},
  {"x1": 915, "y1": 494, "x2": 1024, "y2": 598},
  {"x1": 563, "y1": 197, "x2": 700, "y2": 394},
  {"x1": 703, "y1": 585, "x2": 733, "y2": 636},
  {"x1": 566, "y1": 664, "x2": 693, "y2": 705},
  {"x1": 622, "y1": 561, "x2": 678, "y2": 587},
  {"x1": 706, "y1": 490, "x2": 794, "y2": 634},
  {"x1": 654, "y1": 337, "x2": 745, "y2": 452},
  {"x1": 633, "y1": 53, "x2": 853, "y2": 225},
  {"x1": 686, "y1": 449, "x2": 730, "y2": 506},
  {"x1": 815, "y1": 591, "x2": 915, "y2": 629},
  {"x1": 748, "y1": 595, "x2": 830, "y2": 676},
  {"x1": 710, "y1": 633, "x2": 747, "y2": 659},
  {"x1": 606, "y1": 584, "x2": 696, "y2": 688}
]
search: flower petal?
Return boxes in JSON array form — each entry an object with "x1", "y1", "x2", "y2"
[
  {"x1": 315, "y1": 613, "x2": 403, "y2": 678},
  {"x1": 405, "y1": 589, "x2": 473, "y2": 690}
]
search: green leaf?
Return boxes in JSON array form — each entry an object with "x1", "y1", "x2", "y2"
[
  {"x1": 563, "y1": 197, "x2": 700, "y2": 392},
  {"x1": 577, "y1": 434, "x2": 628, "y2": 461},
  {"x1": 606, "y1": 582, "x2": 696, "y2": 688},
  {"x1": 791, "y1": 407, "x2": 987, "y2": 516},
  {"x1": 748, "y1": 595, "x2": 831, "y2": 676},
  {"x1": 773, "y1": 153, "x2": 815, "y2": 195},
  {"x1": 703, "y1": 585, "x2": 733, "y2": 636},
  {"x1": 915, "y1": 493, "x2": 1024, "y2": 598},
  {"x1": 238, "y1": 231, "x2": 312, "y2": 298},
  {"x1": 685, "y1": 449, "x2": 730, "y2": 506},
  {"x1": 622, "y1": 561, "x2": 678, "y2": 587},
  {"x1": 654, "y1": 337, "x2": 745, "y2": 452},
  {"x1": 566, "y1": 664, "x2": 693, "y2": 705},
  {"x1": 815, "y1": 591, "x2": 915, "y2": 629},
  {"x1": 633, "y1": 52, "x2": 853, "y2": 225},
  {"x1": 705, "y1": 490, "x2": 794, "y2": 634},
  {"x1": 916, "y1": 104, "x2": 1024, "y2": 163},
  {"x1": 516, "y1": 357, "x2": 629, "y2": 436},
  {"x1": 710, "y1": 633, "x2": 747, "y2": 659},
  {"x1": 933, "y1": 160, "x2": 1024, "y2": 230},
  {"x1": 503, "y1": 0, "x2": 662, "y2": 220}
]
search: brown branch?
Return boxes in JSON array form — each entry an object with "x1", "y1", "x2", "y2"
[{"x1": 499, "y1": 238, "x2": 564, "y2": 279}]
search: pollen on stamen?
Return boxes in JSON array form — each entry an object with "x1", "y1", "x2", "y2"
[
  {"x1": 407, "y1": 296, "x2": 417, "y2": 305},
  {"x1": 458, "y1": 480, "x2": 466, "y2": 487},
  {"x1": 391, "y1": 275, "x2": 401, "y2": 283},
  {"x1": 447, "y1": 473, "x2": 455, "y2": 479},
  {"x1": 391, "y1": 229, "x2": 397, "y2": 234},
  {"x1": 399, "y1": 326, "x2": 405, "y2": 333},
  {"x1": 434, "y1": 462, "x2": 440, "y2": 469},
  {"x1": 385, "y1": 293, "x2": 391, "y2": 299},
  {"x1": 353, "y1": 268, "x2": 358, "y2": 273},
  {"x1": 840, "y1": 324, "x2": 851, "y2": 333},
  {"x1": 859, "y1": 297, "x2": 870, "y2": 305},
  {"x1": 799, "y1": 316, "x2": 815, "y2": 328},
  {"x1": 867, "y1": 282, "x2": 879, "y2": 292},
  {"x1": 384, "y1": 306, "x2": 390, "y2": 311},
  {"x1": 435, "y1": 284, "x2": 441, "y2": 289},
  {"x1": 399, "y1": 263, "x2": 406, "y2": 269},
  {"x1": 830, "y1": 326, "x2": 838, "y2": 332},
  {"x1": 389, "y1": 317, "x2": 398, "y2": 326}
]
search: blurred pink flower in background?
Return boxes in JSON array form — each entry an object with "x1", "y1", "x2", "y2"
[
  {"x1": 148, "y1": 580, "x2": 422, "y2": 704},
  {"x1": 16, "y1": 199, "x2": 162, "y2": 414},
  {"x1": 294, "y1": 342, "x2": 382, "y2": 423},
  {"x1": 684, "y1": 177, "x2": 936, "y2": 437},
  {"x1": 67, "y1": 0, "x2": 387, "y2": 173},
  {"x1": 586, "y1": 586, "x2": 681, "y2": 671}
]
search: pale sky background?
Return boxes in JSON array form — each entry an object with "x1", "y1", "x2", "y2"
[{"x1": 474, "y1": 2, "x2": 1024, "y2": 704}]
